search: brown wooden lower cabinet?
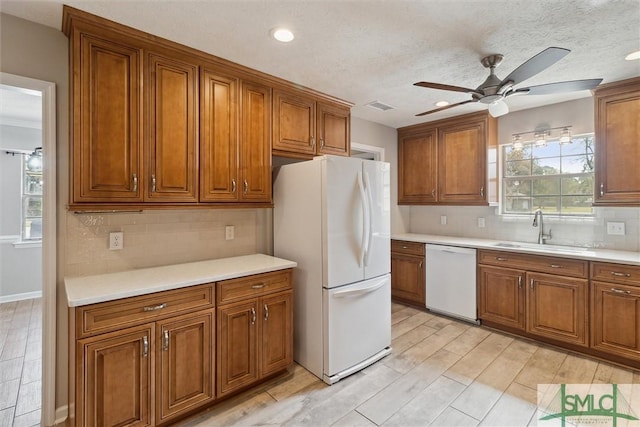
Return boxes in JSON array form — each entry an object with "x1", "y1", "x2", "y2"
[
  {"x1": 478, "y1": 250, "x2": 589, "y2": 348},
  {"x1": 391, "y1": 240, "x2": 425, "y2": 307},
  {"x1": 70, "y1": 270, "x2": 294, "y2": 427}
]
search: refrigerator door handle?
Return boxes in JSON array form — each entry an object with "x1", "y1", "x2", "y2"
[
  {"x1": 332, "y1": 278, "x2": 387, "y2": 298},
  {"x1": 357, "y1": 170, "x2": 368, "y2": 267},
  {"x1": 363, "y1": 171, "x2": 374, "y2": 266}
]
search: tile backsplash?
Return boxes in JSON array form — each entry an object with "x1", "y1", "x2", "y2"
[
  {"x1": 409, "y1": 206, "x2": 640, "y2": 252},
  {"x1": 65, "y1": 208, "x2": 270, "y2": 277}
]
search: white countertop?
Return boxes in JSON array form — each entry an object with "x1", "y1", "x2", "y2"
[
  {"x1": 65, "y1": 254, "x2": 297, "y2": 307},
  {"x1": 392, "y1": 233, "x2": 640, "y2": 266}
]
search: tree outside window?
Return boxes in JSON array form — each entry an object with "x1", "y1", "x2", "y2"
[
  {"x1": 22, "y1": 153, "x2": 43, "y2": 240},
  {"x1": 502, "y1": 134, "x2": 594, "y2": 217}
]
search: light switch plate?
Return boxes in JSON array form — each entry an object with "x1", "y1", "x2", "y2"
[
  {"x1": 440, "y1": 215, "x2": 447, "y2": 225},
  {"x1": 225, "y1": 226, "x2": 235, "y2": 240},
  {"x1": 477, "y1": 217, "x2": 486, "y2": 228},
  {"x1": 606, "y1": 222, "x2": 625, "y2": 235}
]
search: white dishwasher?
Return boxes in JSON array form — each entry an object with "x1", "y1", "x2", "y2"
[{"x1": 425, "y1": 244, "x2": 478, "y2": 324}]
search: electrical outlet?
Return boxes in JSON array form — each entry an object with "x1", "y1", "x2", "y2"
[
  {"x1": 607, "y1": 222, "x2": 625, "y2": 236},
  {"x1": 477, "y1": 217, "x2": 486, "y2": 228},
  {"x1": 109, "y1": 232, "x2": 124, "y2": 250},
  {"x1": 225, "y1": 226, "x2": 235, "y2": 240},
  {"x1": 440, "y1": 215, "x2": 447, "y2": 225}
]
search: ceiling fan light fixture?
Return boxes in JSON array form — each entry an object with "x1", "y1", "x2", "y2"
[
  {"x1": 271, "y1": 28, "x2": 294, "y2": 42},
  {"x1": 435, "y1": 101, "x2": 449, "y2": 107},
  {"x1": 625, "y1": 50, "x2": 640, "y2": 61},
  {"x1": 488, "y1": 100, "x2": 508, "y2": 117}
]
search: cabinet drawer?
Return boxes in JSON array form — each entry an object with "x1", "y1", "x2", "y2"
[
  {"x1": 592, "y1": 262, "x2": 640, "y2": 286},
  {"x1": 217, "y1": 269, "x2": 292, "y2": 305},
  {"x1": 478, "y1": 250, "x2": 588, "y2": 278},
  {"x1": 76, "y1": 283, "x2": 215, "y2": 338},
  {"x1": 391, "y1": 240, "x2": 425, "y2": 256}
]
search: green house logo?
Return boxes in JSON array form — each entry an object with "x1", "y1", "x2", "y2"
[{"x1": 538, "y1": 384, "x2": 639, "y2": 427}]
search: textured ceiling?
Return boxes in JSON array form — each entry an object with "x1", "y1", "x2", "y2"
[{"x1": 1, "y1": 0, "x2": 639, "y2": 129}]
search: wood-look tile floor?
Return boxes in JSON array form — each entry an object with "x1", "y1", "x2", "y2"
[
  {"x1": 179, "y1": 302, "x2": 640, "y2": 427},
  {"x1": 0, "y1": 298, "x2": 42, "y2": 427}
]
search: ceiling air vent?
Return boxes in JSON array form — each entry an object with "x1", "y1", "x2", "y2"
[{"x1": 366, "y1": 100, "x2": 395, "y2": 111}]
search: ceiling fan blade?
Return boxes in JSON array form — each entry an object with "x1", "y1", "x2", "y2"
[
  {"x1": 500, "y1": 47, "x2": 570, "y2": 87},
  {"x1": 415, "y1": 99, "x2": 477, "y2": 116},
  {"x1": 414, "y1": 81, "x2": 479, "y2": 94},
  {"x1": 514, "y1": 78, "x2": 604, "y2": 96}
]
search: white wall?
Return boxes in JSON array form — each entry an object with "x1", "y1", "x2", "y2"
[
  {"x1": 351, "y1": 116, "x2": 409, "y2": 234},
  {"x1": 409, "y1": 98, "x2": 640, "y2": 252}
]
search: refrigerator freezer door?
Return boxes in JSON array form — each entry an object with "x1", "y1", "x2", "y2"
[
  {"x1": 362, "y1": 159, "x2": 391, "y2": 280},
  {"x1": 323, "y1": 274, "x2": 391, "y2": 382}
]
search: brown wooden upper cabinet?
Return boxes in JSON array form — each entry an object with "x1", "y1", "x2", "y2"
[
  {"x1": 63, "y1": 5, "x2": 351, "y2": 209},
  {"x1": 593, "y1": 77, "x2": 640, "y2": 206},
  {"x1": 70, "y1": 27, "x2": 144, "y2": 204},
  {"x1": 146, "y1": 51, "x2": 199, "y2": 203},
  {"x1": 273, "y1": 89, "x2": 350, "y2": 158},
  {"x1": 398, "y1": 111, "x2": 497, "y2": 205}
]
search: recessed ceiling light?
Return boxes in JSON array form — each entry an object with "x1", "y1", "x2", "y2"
[
  {"x1": 625, "y1": 50, "x2": 640, "y2": 61},
  {"x1": 271, "y1": 28, "x2": 294, "y2": 43},
  {"x1": 435, "y1": 101, "x2": 449, "y2": 107}
]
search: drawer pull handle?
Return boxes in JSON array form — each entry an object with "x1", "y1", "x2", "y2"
[
  {"x1": 611, "y1": 272, "x2": 631, "y2": 278},
  {"x1": 496, "y1": 257, "x2": 508, "y2": 261},
  {"x1": 243, "y1": 179, "x2": 248, "y2": 195},
  {"x1": 231, "y1": 179, "x2": 236, "y2": 193},
  {"x1": 320, "y1": 138, "x2": 325, "y2": 149},
  {"x1": 402, "y1": 246, "x2": 408, "y2": 249},
  {"x1": 264, "y1": 304, "x2": 269, "y2": 321},
  {"x1": 251, "y1": 307, "x2": 256, "y2": 325},
  {"x1": 143, "y1": 303, "x2": 167, "y2": 312},
  {"x1": 310, "y1": 136, "x2": 315, "y2": 148},
  {"x1": 132, "y1": 174, "x2": 138, "y2": 192},
  {"x1": 480, "y1": 186, "x2": 484, "y2": 198},
  {"x1": 550, "y1": 264, "x2": 562, "y2": 268},
  {"x1": 600, "y1": 182, "x2": 604, "y2": 197},
  {"x1": 530, "y1": 278, "x2": 534, "y2": 290},
  {"x1": 518, "y1": 276, "x2": 522, "y2": 289},
  {"x1": 611, "y1": 288, "x2": 632, "y2": 295},
  {"x1": 251, "y1": 284, "x2": 265, "y2": 289},
  {"x1": 142, "y1": 336, "x2": 149, "y2": 357},
  {"x1": 151, "y1": 174, "x2": 156, "y2": 193},
  {"x1": 163, "y1": 330, "x2": 169, "y2": 351},
  {"x1": 431, "y1": 189, "x2": 435, "y2": 198}
]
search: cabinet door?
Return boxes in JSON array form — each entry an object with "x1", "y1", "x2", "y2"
[
  {"x1": 478, "y1": 265, "x2": 525, "y2": 330},
  {"x1": 594, "y1": 82, "x2": 640, "y2": 205},
  {"x1": 73, "y1": 32, "x2": 143, "y2": 203},
  {"x1": 156, "y1": 310, "x2": 214, "y2": 423},
  {"x1": 438, "y1": 120, "x2": 487, "y2": 204},
  {"x1": 200, "y1": 69, "x2": 239, "y2": 201},
  {"x1": 240, "y1": 81, "x2": 272, "y2": 202},
  {"x1": 146, "y1": 52, "x2": 198, "y2": 202},
  {"x1": 272, "y1": 90, "x2": 316, "y2": 155},
  {"x1": 398, "y1": 130, "x2": 437, "y2": 204},
  {"x1": 217, "y1": 300, "x2": 258, "y2": 396},
  {"x1": 390, "y1": 252, "x2": 425, "y2": 306},
  {"x1": 260, "y1": 291, "x2": 293, "y2": 376},
  {"x1": 592, "y1": 281, "x2": 640, "y2": 360},
  {"x1": 526, "y1": 272, "x2": 588, "y2": 346},
  {"x1": 79, "y1": 324, "x2": 153, "y2": 427},
  {"x1": 317, "y1": 102, "x2": 350, "y2": 157}
]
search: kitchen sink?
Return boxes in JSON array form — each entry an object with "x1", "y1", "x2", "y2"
[{"x1": 492, "y1": 242, "x2": 590, "y2": 253}]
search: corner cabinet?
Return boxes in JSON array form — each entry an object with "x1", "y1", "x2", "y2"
[
  {"x1": 593, "y1": 77, "x2": 640, "y2": 206},
  {"x1": 272, "y1": 89, "x2": 350, "y2": 159},
  {"x1": 397, "y1": 111, "x2": 497, "y2": 206}
]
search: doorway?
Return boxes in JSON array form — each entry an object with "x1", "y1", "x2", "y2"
[{"x1": 0, "y1": 72, "x2": 56, "y2": 426}]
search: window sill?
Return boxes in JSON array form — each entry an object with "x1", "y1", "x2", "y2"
[
  {"x1": 499, "y1": 214, "x2": 599, "y2": 226},
  {"x1": 12, "y1": 240, "x2": 42, "y2": 249}
]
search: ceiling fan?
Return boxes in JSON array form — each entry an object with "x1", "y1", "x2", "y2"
[{"x1": 414, "y1": 47, "x2": 603, "y2": 117}]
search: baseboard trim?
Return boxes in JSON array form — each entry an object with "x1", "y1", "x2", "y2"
[{"x1": 0, "y1": 290, "x2": 42, "y2": 303}]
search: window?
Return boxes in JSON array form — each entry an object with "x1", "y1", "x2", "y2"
[
  {"x1": 502, "y1": 134, "x2": 594, "y2": 217},
  {"x1": 22, "y1": 152, "x2": 43, "y2": 240}
]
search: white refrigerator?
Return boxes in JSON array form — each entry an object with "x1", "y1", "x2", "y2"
[{"x1": 273, "y1": 155, "x2": 392, "y2": 385}]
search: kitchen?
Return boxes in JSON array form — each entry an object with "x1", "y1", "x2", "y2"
[{"x1": 0, "y1": 1, "x2": 639, "y2": 426}]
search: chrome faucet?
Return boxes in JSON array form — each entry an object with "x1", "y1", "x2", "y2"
[{"x1": 532, "y1": 208, "x2": 551, "y2": 244}]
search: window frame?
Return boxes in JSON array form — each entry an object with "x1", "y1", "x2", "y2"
[
  {"x1": 500, "y1": 133, "x2": 595, "y2": 218},
  {"x1": 21, "y1": 153, "x2": 43, "y2": 241}
]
